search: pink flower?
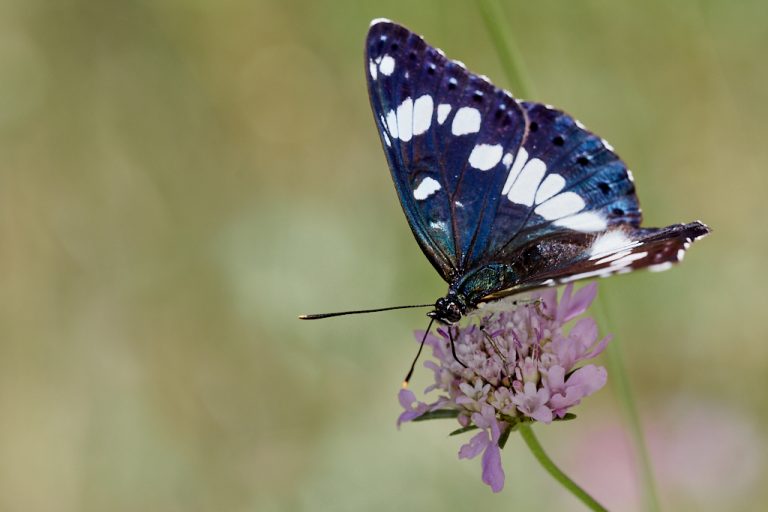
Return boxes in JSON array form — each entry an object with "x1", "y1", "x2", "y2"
[{"x1": 397, "y1": 283, "x2": 611, "y2": 492}]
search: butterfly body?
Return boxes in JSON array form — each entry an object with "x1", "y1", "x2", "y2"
[{"x1": 365, "y1": 19, "x2": 709, "y2": 325}]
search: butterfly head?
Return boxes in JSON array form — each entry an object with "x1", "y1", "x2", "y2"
[{"x1": 428, "y1": 294, "x2": 467, "y2": 325}]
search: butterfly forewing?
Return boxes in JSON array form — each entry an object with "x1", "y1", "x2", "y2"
[{"x1": 366, "y1": 20, "x2": 527, "y2": 281}]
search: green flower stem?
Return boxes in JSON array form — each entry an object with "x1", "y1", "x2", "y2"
[
  {"x1": 519, "y1": 423, "x2": 608, "y2": 512},
  {"x1": 595, "y1": 298, "x2": 662, "y2": 512},
  {"x1": 476, "y1": 0, "x2": 536, "y2": 98},
  {"x1": 476, "y1": 1, "x2": 662, "y2": 509}
]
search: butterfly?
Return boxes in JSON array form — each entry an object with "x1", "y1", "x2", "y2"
[{"x1": 302, "y1": 19, "x2": 709, "y2": 377}]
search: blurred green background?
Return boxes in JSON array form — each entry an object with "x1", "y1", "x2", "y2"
[{"x1": 1, "y1": 0, "x2": 766, "y2": 510}]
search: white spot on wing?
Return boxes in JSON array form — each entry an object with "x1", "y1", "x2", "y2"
[
  {"x1": 611, "y1": 251, "x2": 647, "y2": 268},
  {"x1": 382, "y1": 131, "x2": 391, "y2": 147},
  {"x1": 370, "y1": 18, "x2": 393, "y2": 27},
  {"x1": 648, "y1": 262, "x2": 673, "y2": 272},
  {"x1": 502, "y1": 147, "x2": 528, "y2": 195},
  {"x1": 379, "y1": 55, "x2": 395, "y2": 76},
  {"x1": 451, "y1": 107, "x2": 481, "y2": 136},
  {"x1": 601, "y1": 138, "x2": 615, "y2": 151},
  {"x1": 437, "y1": 104, "x2": 451, "y2": 125},
  {"x1": 396, "y1": 97, "x2": 414, "y2": 141},
  {"x1": 468, "y1": 144, "x2": 503, "y2": 171},
  {"x1": 369, "y1": 59, "x2": 378, "y2": 80},
  {"x1": 534, "y1": 174, "x2": 565, "y2": 204},
  {"x1": 429, "y1": 220, "x2": 449, "y2": 233},
  {"x1": 594, "y1": 249, "x2": 632, "y2": 265},
  {"x1": 502, "y1": 153, "x2": 513, "y2": 168},
  {"x1": 553, "y1": 212, "x2": 607, "y2": 232},
  {"x1": 412, "y1": 95, "x2": 433, "y2": 136},
  {"x1": 507, "y1": 158, "x2": 546, "y2": 206},
  {"x1": 534, "y1": 192, "x2": 585, "y2": 220},
  {"x1": 559, "y1": 268, "x2": 614, "y2": 283},
  {"x1": 677, "y1": 248, "x2": 686, "y2": 261},
  {"x1": 589, "y1": 230, "x2": 641, "y2": 259},
  {"x1": 385, "y1": 109, "x2": 398, "y2": 139},
  {"x1": 413, "y1": 177, "x2": 441, "y2": 200}
]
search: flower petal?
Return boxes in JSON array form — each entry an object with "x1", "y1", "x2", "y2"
[
  {"x1": 398, "y1": 388, "x2": 417, "y2": 409},
  {"x1": 542, "y1": 365, "x2": 567, "y2": 395},
  {"x1": 567, "y1": 364, "x2": 607, "y2": 396},
  {"x1": 459, "y1": 431, "x2": 489, "y2": 459},
  {"x1": 396, "y1": 389, "x2": 430, "y2": 427},
  {"x1": 559, "y1": 283, "x2": 598, "y2": 321},
  {"x1": 481, "y1": 441, "x2": 506, "y2": 492},
  {"x1": 531, "y1": 404, "x2": 554, "y2": 424}
]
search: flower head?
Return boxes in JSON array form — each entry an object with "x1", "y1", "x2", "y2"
[{"x1": 398, "y1": 283, "x2": 610, "y2": 492}]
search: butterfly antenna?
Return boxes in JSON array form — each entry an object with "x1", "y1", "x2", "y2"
[
  {"x1": 449, "y1": 326, "x2": 468, "y2": 369},
  {"x1": 402, "y1": 318, "x2": 434, "y2": 388},
  {"x1": 299, "y1": 303, "x2": 433, "y2": 320}
]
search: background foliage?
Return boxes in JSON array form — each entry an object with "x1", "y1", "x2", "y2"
[{"x1": 0, "y1": 0, "x2": 765, "y2": 510}]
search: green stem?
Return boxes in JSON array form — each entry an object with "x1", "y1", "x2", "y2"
[
  {"x1": 476, "y1": 0, "x2": 536, "y2": 98},
  {"x1": 595, "y1": 298, "x2": 662, "y2": 512},
  {"x1": 519, "y1": 423, "x2": 608, "y2": 512},
  {"x1": 476, "y1": 1, "x2": 663, "y2": 509}
]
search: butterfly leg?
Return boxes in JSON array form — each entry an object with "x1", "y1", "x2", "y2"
[
  {"x1": 531, "y1": 298, "x2": 553, "y2": 321},
  {"x1": 480, "y1": 326, "x2": 512, "y2": 381},
  {"x1": 448, "y1": 326, "x2": 468, "y2": 368}
]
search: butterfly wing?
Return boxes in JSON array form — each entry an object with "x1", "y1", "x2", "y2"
[
  {"x1": 463, "y1": 100, "x2": 709, "y2": 299},
  {"x1": 478, "y1": 221, "x2": 710, "y2": 300},
  {"x1": 366, "y1": 20, "x2": 709, "y2": 297},
  {"x1": 480, "y1": 102, "x2": 642, "y2": 266},
  {"x1": 366, "y1": 20, "x2": 527, "y2": 282}
]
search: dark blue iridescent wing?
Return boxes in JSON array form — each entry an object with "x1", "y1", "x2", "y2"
[
  {"x1": 366, "y1": 19, "x2": 527, "y2": 282},
  {"x1": 366, "y1": 20, "x2": 709, "y2": 297},
  {"x1": 482, "y1": 102, "x2": 641, "y2": 265}
]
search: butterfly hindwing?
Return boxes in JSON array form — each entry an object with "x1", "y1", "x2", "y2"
[
  {"x1": 482, "y1": 102, "x2": 641, "y2": 266},
  {"x1": 479, "y1": 221, "x2": 709, "y2": 300}
]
